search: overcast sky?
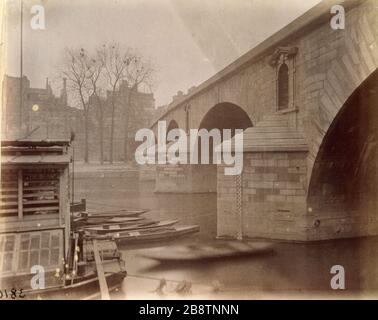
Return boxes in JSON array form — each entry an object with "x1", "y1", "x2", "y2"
[{"x1": 4, "y1": 0, "x2": 321, "y2": 107}]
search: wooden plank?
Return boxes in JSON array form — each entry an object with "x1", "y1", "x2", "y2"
[
  {"x1": 24, "y1": 206, "x2": 59, "y2": 212},
  {"x1": 23, "y1": 199, "x2": 59, "y2": 205},
  {"x1": 18, "y1": 169, "x2": 23, "y2": 220},
  {"x1": 23, "y1": 180, "x2": 59, "y2": 184},
  {"x1": 23, "y1": 186, "x2": 58, "y2": 191},
  {"x1": 1, "y1": 201, "x2": 18, "y2": 206},
  {"x1": 0, "y1": 208, "x2": 18, "y2": 214},
  {"x1": 0, "y1": 194, "x2": 18, "y2": 199},
  {"x1": 1, "y1": 206, "x2": 59, "y2": 214},
  {"x1": 92, "y1": 240, "x2": 110, "y2": 300},
  {"x1": 1, "y1": 181, "x2": 17, "y2": 185},
  {"x1": 71, "y1": 234, "x2": 79, "y2": 286},
  {"x1": 1, "y1": 192, "x2": 58, "y2": 199},
  {"x1": 1, "y1": 146, "x2": 64, "y2": 153},
  {"x1": 60, "y1": 168, "x2": 69, "y2": 246},
  {"x1": 1, "y1": 187, "x2": 18, "y2": 192}
]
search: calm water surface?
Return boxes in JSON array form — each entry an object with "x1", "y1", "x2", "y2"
[{"x1": 75, "y1": 175, "x2": 378, "y2": 299}]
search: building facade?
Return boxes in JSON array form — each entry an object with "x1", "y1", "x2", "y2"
[
  {"x1": 1, "y1": 75, "x2": 157, "y2": 163},
  {"x1": 87, "y1": 80, "x2": 156, "y2": 162},
  {"x1": 1, "y1": 75, "x2": 81, "y2": 141}
]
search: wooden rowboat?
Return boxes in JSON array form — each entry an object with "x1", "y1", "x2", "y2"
[
  {"x1": 83, "y1": 219, "x2": 179, "y2": 235},
  {"x1": 20, "y1": 262, "x2": 126, "y2": 300},
  {"x1": 81, "y1": 216, "x2": 145, "y2": 226},
  {"x1": 85, "y1": 209, "x2": 149, "y2": 218},
  {"x1": 140, "y1": 241, "x2": 274, "y2": 262},
  {"x1": 112, "y1": 225, "x2": 200, "y2": 245}
]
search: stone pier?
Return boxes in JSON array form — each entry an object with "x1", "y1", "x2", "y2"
[{"x1": 155, "y1": 164, "x2": 216, "y2": 193}]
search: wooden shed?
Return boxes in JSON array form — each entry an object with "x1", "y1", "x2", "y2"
[{"x1": 0, "y1": 140, "x2": 71, "y2": 284}]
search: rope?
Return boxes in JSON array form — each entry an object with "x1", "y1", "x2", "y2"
[
  {"x1": 125, "y1": 273, "x2": 271, "y2": 295},
  {"x1": 127, "y1": 273, "x2": 204, "y2": 286}
]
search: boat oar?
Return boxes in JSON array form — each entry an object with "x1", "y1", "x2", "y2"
[{"x1": 92, "y1": 240, "x2": 110, "y2": 300}]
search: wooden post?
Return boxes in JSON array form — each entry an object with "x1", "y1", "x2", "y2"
[
  {"x1": 18, "y1": 169, "x2": 23, "y2": 219},
  {"x1": 93, "y1": 240, "x2": 110, "y2": 300},
  {"x1": 235, "y1": 173, "x2": 243, "y2": 240},
  {"x1": 61, "y1": 167, "x2": 70, "y2": 257},
  {"x1": 59, "y1": 168, "x2": 68, "y2": 227}
]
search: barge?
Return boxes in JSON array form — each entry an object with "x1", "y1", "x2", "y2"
[{"x1": 0, "y1": 140, "x2": 126, "y2": 300}]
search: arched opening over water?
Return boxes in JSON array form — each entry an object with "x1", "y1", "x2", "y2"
[
  {"x1": 199, "y1": 102, "x2": 253, "y2": 134},
  {"x1": 166, "y1": 119, "x2": 179, "y2": 144},
  {"x1": 308, "y1": 68, "x2": 378, "y2": 235},
  {"x1": 167, "y1": 119, "x2": 179, "y2": 132},
  {"x1": 197, "y1": 102, "x2": 253, "y2": 192}
]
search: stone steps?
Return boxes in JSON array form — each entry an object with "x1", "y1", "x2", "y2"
[{"x1": 220, "y1": 111, "x2": 308, "y2": 152}]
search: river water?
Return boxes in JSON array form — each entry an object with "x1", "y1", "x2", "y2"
[{"x1": 75, "y1": 174, "x2": 378, "y2": 299}]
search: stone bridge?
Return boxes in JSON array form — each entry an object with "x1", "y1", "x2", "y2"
[{"x1": 148, "y1": 0, "x2": 378, "y2": 241}]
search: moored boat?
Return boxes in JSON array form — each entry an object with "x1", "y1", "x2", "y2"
[
  {"x1": 111, "y1": 225, "x2": 200, "y2": 245},
  {"x1": 0, "y1": 140, "x2": 126, "y2": 300},
  {"x1": 86, "y1": 208, "x2": 149, "y2": 217},
  {"x1": 140, "y1": 241, "x2": 274, "y2": 262},
  {"x1": 73, "y1": 216, "x2": 147, "y2": 228},
  {"x1": 82, "y1": 219, "x2": 179, "y2": 235}
]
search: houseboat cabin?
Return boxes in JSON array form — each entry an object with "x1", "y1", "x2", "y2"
[
  {"x1": 0, "y1": 140, "x2": 71, "y2": 289},
  {"x1": 0, "y1": 140, "x2": 126, "y2": 299}
]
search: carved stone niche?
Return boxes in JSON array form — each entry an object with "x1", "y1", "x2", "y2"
[{"x1": 269, "y1": 46, "x2": 298, "y2": 112}]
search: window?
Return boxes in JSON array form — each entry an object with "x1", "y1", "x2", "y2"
[
  {"x1": 268, "y1": 47, "x2": 298, "y2": 112},
  {"x1": 0, "y1": 235, "x2": 16, "y2": 273},
  {"x1": 17, "y1": 231, "x2": 62, "y2": 272},
  {"x1": 278, "y1": 63, "x2": 289, "y2": 110},
  {"x1": 0, "y1": 167, "x2": 60, "y2": 218},
  {"x1": 0, "y1": 230, "x2": 63, "y2": 275}
]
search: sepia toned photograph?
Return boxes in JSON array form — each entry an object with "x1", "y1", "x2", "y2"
[{"x1": 0, "y1": 0, "x2": 378, "y2": 303}]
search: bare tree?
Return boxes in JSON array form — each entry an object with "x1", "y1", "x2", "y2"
[
  {"x1": 59, "y1": 48, "x2": 92, "y2": 163},
  {"x1": 86, "y1": 52, "x2": 106, "y2": 164},
  {"x1": 123, "y1": 54, "x2": 154, "y2": 162},
  {"x1": 98, "y1": 44, "x2": 132, "y2": 164},
  {"x1": 59, "y1": 45, "x2": 155, "y2": 164}
]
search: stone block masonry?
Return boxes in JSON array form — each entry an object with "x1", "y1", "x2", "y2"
[
  {"x1": 153, "y1": 0, "x2": 378, "y2": 242},
  {"x1": 155, "y1": 164, "x2": 217, "y2": 193},
  {"x1": 217, "y1": 151, "x2": 308, "y2": 241},
  {"x1": 218, "y1": 147, "x2": 378, "y2": 241}
]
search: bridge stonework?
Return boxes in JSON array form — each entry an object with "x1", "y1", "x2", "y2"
[{"x1": 149, "y1": 0, "x2": 378, "y2": 241}]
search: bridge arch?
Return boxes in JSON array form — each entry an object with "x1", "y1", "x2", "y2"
[
  {"x1": 167, "y1": 119, "x2": 179, "y2": 132},
  {"x1": 193, "y1": 102, "x2": 253, "y2": 192},
  {"x1": 199, "y1": 102, "x2": 253, "y2": 133},
  {"x1": 308, "y1": 68, "x2": 378, "y2": 231},
  {"x1": 197, "y1": 102, "x2": 253, "y2": 161},
  {"x1": 165, "y1": 119, "x2": 180, "y2": 143}
]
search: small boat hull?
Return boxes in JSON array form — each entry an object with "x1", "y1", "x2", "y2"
[
  {"x1": 24, "y1": 270, "x2": 127, "y2": 300},
  {"x1": 114, "y1": 225, "x2": 200, "y2": 245},
  {"x1": 140, "y1": 241, "x2": 274, "y2": 262},
  {"x1": 83, "y1": 219, "x2": 179, "y2": 235}
]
